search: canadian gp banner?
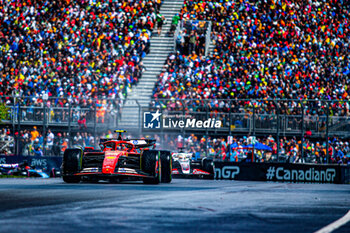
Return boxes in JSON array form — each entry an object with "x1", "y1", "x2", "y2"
[
  {"x1": 0, "y1": 155, "x2": 62, "y2": 173},
  {"x1": 214, "y1": 162, "x2": 348, "y2": 184}
]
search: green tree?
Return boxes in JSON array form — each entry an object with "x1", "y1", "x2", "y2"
[{"x1": 0, "y1": 103, "x2": 9, "y2": 122}]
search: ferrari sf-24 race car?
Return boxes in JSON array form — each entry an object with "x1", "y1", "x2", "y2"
[
  {"x1": 61, "y1": 130, "x2": 172, "y2": 184},
  {"x1": 172, "y1": 151, "x2": 214, "y2": 178}
]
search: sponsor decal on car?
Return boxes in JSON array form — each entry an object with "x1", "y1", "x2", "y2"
[
  {"x1": 105, "y1": 151, "x2": 122, "y2": 156},
  {"x1": 103, "y1": 151, "x2": 123, "y2": 173},
  {"x1": 117, "y1": 168, "x2": 137, "y2": 174},
  {"x1": 192, "y1": 169, "x2": 210, "y2": 175},
  {"x1": 172, "y1": 169, "x2": 180, "y2": 174},
  {"x1": 81, "y1": 167, "x2": 99, "y2": 173},
  {"x1": 181, "y1": 162, "x2": 190, "y2": 171}
]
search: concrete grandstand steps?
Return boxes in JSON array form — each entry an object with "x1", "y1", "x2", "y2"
[
  {"x1": 139, "y1": 79, "x2": 157, "y2": 83},
  {"x1": 149, "y1": 39, "x2": 173, "y2": 45},
  {"x1": 143, "y1": 54, "x2": 169, "y2": 59},
  {"x1": 140, "y1": 76, "x2": 158, "y2": 80},
  {"x1": 142, "y1": 67, "x2": 164, "y2": 72},
  {"x1": 149, "y1": 38, "x2": 173, "y2": 47},
  {"x1": 208, "y1": 43, "x2": 215, "y2": 57},
  {"x1": 161, "y1": 2, "x2": 183, "y2": 5},
  {"x1": 148, "y1": 47, "x2": 173, "y2": 52},
  {"x1": 137, "y1": 79, "x2": 157, "y2": 84},
  {"x1": 118, "y1": 0, "x2": 184, "y2": 130}
]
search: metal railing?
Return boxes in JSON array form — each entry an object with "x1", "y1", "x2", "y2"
[
  {"x1": 3, "y1": 97, "x2": 350, "y2": 136},
  {"x1": 2, "y1": 97, "x2": 350, "y2": 162},
  {"x1": 205, "y1": 21, "x2": 212, "y2": 56},
  {"x1": 173, "y1": 20, "x2": 211, "y2": 55},
  {"x1": 145, "y1": 98, "x2": 350, "y2": 163},
  {"x1": 1, "y1": 96, "x2": 122, "y2": 154},
  {"x1": 173, "y1": 20, "x2": 183, "y2": 51}
]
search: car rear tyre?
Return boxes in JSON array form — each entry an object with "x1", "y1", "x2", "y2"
[
  {"x1": 160, "y1": 150, "x2": 172, "y2": 183},
  {"x1": 62, "y1": 148, "x2": 82, "y2": 183},
  {"x1": 202, "y1": 157, "x2": 214, "y2": 174},
  {"x1": 142, "y1": 150, "x2": 161, "y2": 184}
]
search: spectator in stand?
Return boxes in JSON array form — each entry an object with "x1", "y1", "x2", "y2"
[
  {"x1": 106, "y1": 130, "x2": 113, "y2": 139},
  {"x1": 46, "y1": 129, "x2": 55, "y2": 155},
  {"x1": 52, "y1": 132, "x2": 63, "y2": 156},
  {"x1": 33, "y1": 146, "x2": 44, "y2": 157},
  {"x1": 155, "y1": 0, "x2": 162, "y2": 12},
  {"x1": 78, "y1": 112, "x2": 87, "y2": 129},
  {"x1": 61, "y1": 138, "x2": 69, "y2": 153},
  {"x1": 30, "y1": 126, "x2": 39, "y2": 142},
  {"x1": 156, "y1": 12, "x2": 165, "y2": 36},
  {"x1": 73, "y1": 132, "x2": 83, "y2": 146},
  {"x1": 170, "y1": 13, "x2": 181, "y2": 35},
  {"x1": 0, "y1": 128, "x2": 14, "y2": 154}
]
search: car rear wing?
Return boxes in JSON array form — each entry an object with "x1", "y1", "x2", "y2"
[
  {"x1": 125, "y1": 139, "x2": 156, "y2": 148},
  {"x1": 99, "y1": 138, "x2": 156, "y2": 148}
]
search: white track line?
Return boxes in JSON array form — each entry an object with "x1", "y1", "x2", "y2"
[{"x1": 315, "y1": 210, "x2": 350, "y2": 233}]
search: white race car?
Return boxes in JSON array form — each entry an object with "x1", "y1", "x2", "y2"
[{"x1": 171, "y1": 152, "x2": 214, "y2": 178}]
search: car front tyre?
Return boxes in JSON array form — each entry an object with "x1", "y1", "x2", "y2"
[
  {"x1": 142, "y1": 150, "x2": 161, "y2": 184},
  {"x1": 160, "y1": 150, "x2": 172, "y2": 183},
  {"x1": 62, "y1": 148, "x2": 82, "y2": 183}
]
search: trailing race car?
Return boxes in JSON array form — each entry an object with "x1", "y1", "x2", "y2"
[
  {"x1": 1, "y1": 162, "x2": 49, "y2": 178},
  {"x1": 171, "y1": 151, "x2": 214, "y2": 178},
  {"x1": 61, "y1": 130, "x2": 172, "y2": 184}
]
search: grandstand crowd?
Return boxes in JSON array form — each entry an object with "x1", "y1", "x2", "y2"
[
  {"x1": 0, "y1": 0, "x2": 158, "y2": 103},
  {"x1": 1, "y1": 0, "x2": 350, "y2": 165},
  {"x1": 151, "y1": 0, "x2": 350, "y2": 116}
]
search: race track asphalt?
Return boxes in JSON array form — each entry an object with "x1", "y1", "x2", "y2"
[{"x1": 0, "y1": 178, "x2": 349, "y2": 233}]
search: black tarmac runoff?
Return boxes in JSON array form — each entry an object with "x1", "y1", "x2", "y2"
[{"x1": 0, "y1": 178, "x2": 349, "y2": 233}]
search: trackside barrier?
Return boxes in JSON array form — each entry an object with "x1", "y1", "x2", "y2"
[
  {"x1": 214, "y1": 162, "x2": 350, "y2": 184},
  {"x1": 0, "y1": 155, "x2": 62, "y2": 175}
]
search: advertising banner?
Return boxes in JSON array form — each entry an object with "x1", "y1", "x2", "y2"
[
  {"x1": 214, "y1": 162, "x2": 349, "y2": 184},
  {"x1": 0, "y1": 155, "x2": 62, "y2": 174}
]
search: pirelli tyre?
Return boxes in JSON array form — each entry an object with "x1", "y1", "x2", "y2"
[
  {"x1": 159, "y1": 150, "x2": 172, "y2": 183},
  {"x1": 142, "y1": 150, "x2": 161, "y2": 184},
  {"x1": 62, "y1": 148, "x2": 82, "y2": 183},
  {"x1": 202, "y1": 157, "x2": 214, "y2": 174}
]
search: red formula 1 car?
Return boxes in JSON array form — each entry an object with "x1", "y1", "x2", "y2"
[{"x1": 61, "y1": 130, "x2": 172, "y2": 184}]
